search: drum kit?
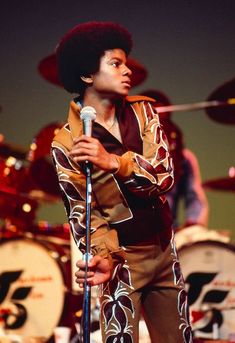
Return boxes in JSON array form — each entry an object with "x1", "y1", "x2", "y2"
[
  {"x1": 0, "y1": 127, "x2": 82, "y2": 340},
  {"x1": 0, "y1": 54, "x2": 234, "y2": 342}
]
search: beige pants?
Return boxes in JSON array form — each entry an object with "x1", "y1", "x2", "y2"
[{"x1": 100, "y1": 229, "x2": 193, "y2": 343}]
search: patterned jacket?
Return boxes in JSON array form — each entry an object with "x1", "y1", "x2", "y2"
[{"x1": 51, "y1": 95, "x2": 174, "y2": 264}]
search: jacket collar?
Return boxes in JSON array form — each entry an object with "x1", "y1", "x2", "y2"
[{"x1": 68, "y1": 100, "x2": 83, "y2": 139}]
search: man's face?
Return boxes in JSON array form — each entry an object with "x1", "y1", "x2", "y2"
[{"x1": 91, "y1": 49, "x2": 132, "y2": 98}]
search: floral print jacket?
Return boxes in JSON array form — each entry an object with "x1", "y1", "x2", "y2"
[{"x1": 51, "y1": 95, "x2": 174, "y2": 265}]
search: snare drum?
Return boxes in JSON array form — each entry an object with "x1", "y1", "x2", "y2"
[
  {"x1": 0, "y1": 237, "x2": 75, "y2": 340},
  {"x1": 178, "y1": 238, "x2": 235, "y2": 340}
]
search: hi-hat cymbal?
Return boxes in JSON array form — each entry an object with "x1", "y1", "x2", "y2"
[
  {"x1": 206, "y1": 77, "x2": 235, "y2": 124},
  {"x1": 38, "y1": 53, "x2": 148, "y2": 89},
  {"x1": 203, "y1": 176, "x2": 235, "y2": 192}
]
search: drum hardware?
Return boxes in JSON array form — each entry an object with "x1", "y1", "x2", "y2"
[
  {"x1": 0, "y1": 156, "x2": 31, "y2": 193},
  {"x1": 38, "y1": 53, "x2": 148, "y2": 89},
  {"x1": 0, "y1": 188, "x2": 38, "y2": 232},
  {"x1": 156, "y1": 76, "x2": 235, "y2": 125},
  {"x1": 31, "y1": 233, "x2": 71, "y2": 248},
  {"x1": 155, "y1": 97, "x2": 235, "y2": 115},
  {"x1": 203, "y1": 167, "x2": 235, "y2": 193},
  {"x1": 27, "y1": 122, "x2": 64, "y2": 199},
  {"x1": 0, "y1": 143, "x2": 63, "y2": 231},
  {"x1": 175, "y1": 225, "x2": 231, "y2": 250},
  {"x1": 0, "y1": 140, "x2": 27, "y2": 160},
  {"x1": 0, "y1": 185, "x2": 56, "y2": 204},
  {"x1": 0, "y1": 154, "x2": 59, "y2": 230},
  {"x1": 25, "y1": 221, "x2": 71, "y2": 247},
  {"x1": 206, "y1": 77, "x2": 235, "y2": 125}
]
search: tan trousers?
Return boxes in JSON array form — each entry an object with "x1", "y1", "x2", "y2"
[{"x1": 100, "y1": 229, "x2": 193, "y2": 343}]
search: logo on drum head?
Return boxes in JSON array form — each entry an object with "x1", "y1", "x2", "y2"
[
  {"x1": 0, "y1": 270, "x2": 32, "y2": 329},
  {"x1": 185, "y1": 271, "x2": 230, "y2": 333}
]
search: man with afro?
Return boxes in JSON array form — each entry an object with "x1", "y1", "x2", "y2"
[{"x1": 52, "y1": 21, "x2": 192, "y2": 343}]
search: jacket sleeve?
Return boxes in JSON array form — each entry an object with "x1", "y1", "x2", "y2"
[
  {"x1": 51, "y1": 141, "x2": 125, "y2": 266},
  {"x1": 114, "y1": 101, "x2": 174, "y2": 198}
]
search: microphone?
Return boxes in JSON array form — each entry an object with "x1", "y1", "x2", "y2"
[{"x1": 80, "y1": 106, "x2": 97, "y2": 137}]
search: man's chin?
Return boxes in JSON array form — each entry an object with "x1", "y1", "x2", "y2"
[
  {"x1": 100, "y1": 89, "x2": 129, "y2": 100},
  {"x1": 109, "y1": 92, "x2": 128, "y2": 101},
  {"x1": 118, "y1": 89, "x2": 130, "y2": 97}
]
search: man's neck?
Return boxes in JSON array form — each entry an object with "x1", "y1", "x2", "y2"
[{"x1": 83, "y1": 91, "x2": 121, "y2": 121}]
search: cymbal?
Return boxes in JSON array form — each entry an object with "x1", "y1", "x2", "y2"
[
  {"x1": 206, "y1": 77, "x2": 235, "y2": 124},
  {"x1": 38, "y1": 53, "x2": 148, "y2": 89},
  {"x1": 0, "y1": 156, "x2": 60, "y2": 203},
  {"x1": 0, "y1": 185, "x2": 38, "y2": 228},
  {"x1": 0, "y1": 141, "x2": 27, "y2": 160},
  {"x1": 0, "y1": 184, "x2": 59, "y2": 203},
  {"x1": 27, "y1": 122, "x2": 63, "y2": 198},
  {"x1": 38, "y1": 54, "x2": 63, "y2": 88},
  {"x1": 127, "y1": 57, "x2": 148, "y2": 87},
  {"x1": 203, "y1": 176, "x2": 235, "y2": 192},
  {"x1": 28, "y1": 122, "x2": 63, "y2": 161},
  {"x1": 28, "y1": 158, "x2": 61, "y2": 198}
]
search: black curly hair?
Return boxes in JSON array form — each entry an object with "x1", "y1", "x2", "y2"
[{"x1": 55, "y1": 21, "x2": 133, "y2": 95}]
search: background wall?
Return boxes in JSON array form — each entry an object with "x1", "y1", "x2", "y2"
[{"x1": 1, "y1": 0, "x2": 234, "y2": 237}]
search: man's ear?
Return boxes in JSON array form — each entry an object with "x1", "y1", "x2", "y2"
[{"x1": 80, "y1": 75, "x2": 93, "y2": 84}]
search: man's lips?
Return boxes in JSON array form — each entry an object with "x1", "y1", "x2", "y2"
[{"x1": 122, "y1": 80, "x2": 131, "y2": 87}]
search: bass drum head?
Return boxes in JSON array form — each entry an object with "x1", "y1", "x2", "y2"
[
  {"x1": 178, "y1": 240, "x2": 235, "y2": 340},
  {"x1": 0, "y1": 238, "x2": 67, "y2": 340}
]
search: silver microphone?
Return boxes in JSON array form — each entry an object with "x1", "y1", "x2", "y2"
[{"x1": 80, "y1": 106, "x2": 97, "y2": 137}]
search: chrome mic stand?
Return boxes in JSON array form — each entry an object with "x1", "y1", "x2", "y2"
[
  {"x1": 82, "y1": 161, "x2": 93, "y2": 343},
  {"x1": 79, "y1": 106, "x2": 97, "y2": 343}
]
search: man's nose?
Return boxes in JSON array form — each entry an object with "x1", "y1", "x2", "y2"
[{"x1": 122, "y1": 65, "x2": 132, "y2": 76}]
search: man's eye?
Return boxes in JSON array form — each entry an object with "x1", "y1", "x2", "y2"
[{"x1": 111, "y1": 61, "x2": 120, "y2": 67}]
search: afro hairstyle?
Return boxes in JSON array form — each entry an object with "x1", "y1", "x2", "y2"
[{"x1": 55, "y1": 21, "x2": 133, "y2": 95}]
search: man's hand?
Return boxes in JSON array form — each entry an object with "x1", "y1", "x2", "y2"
[
  {"x1": 69, "y1": 135, "x2": 119, "y2": 171},
  {"x1": 75, "y1": 255, "x2": 112, "y2": 288}
]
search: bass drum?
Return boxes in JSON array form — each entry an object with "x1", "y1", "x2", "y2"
[
  {"x1": 178, "y1": 238, "x2": 235, "y2": 340},
  {"x1": 0, "y1": 237, "x2": 77, "y2": 341}
]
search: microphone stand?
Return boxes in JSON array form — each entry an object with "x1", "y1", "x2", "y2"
[
  {"x1": 79, "y1": 105, "x2": 97, "y2": 343},
  {"x1": 82, "y1": 161, "x2": 93, "y2": 343}
]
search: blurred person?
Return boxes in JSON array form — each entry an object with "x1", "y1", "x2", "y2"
[
  {"x1": 141, "y1": 89, "x2": 209, "y2": 230},
  {"x1": 51, "y1": 21, "x2": 192, "y2": 343}
]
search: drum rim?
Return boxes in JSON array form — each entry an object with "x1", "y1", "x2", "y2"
[
  {"x1": 0, "y1": 236, "x2": 73, "y2": 339},
  {"x1": 178, "y1": 239, "x2": 235, "y2": 253}
]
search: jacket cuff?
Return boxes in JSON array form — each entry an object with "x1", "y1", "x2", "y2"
[
  {"x1": 91, "y1": 243, "x2": 125, "y2": 269},
  {"x1": 113, "y1": 154, "x2": 133, "y2": 178}
]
